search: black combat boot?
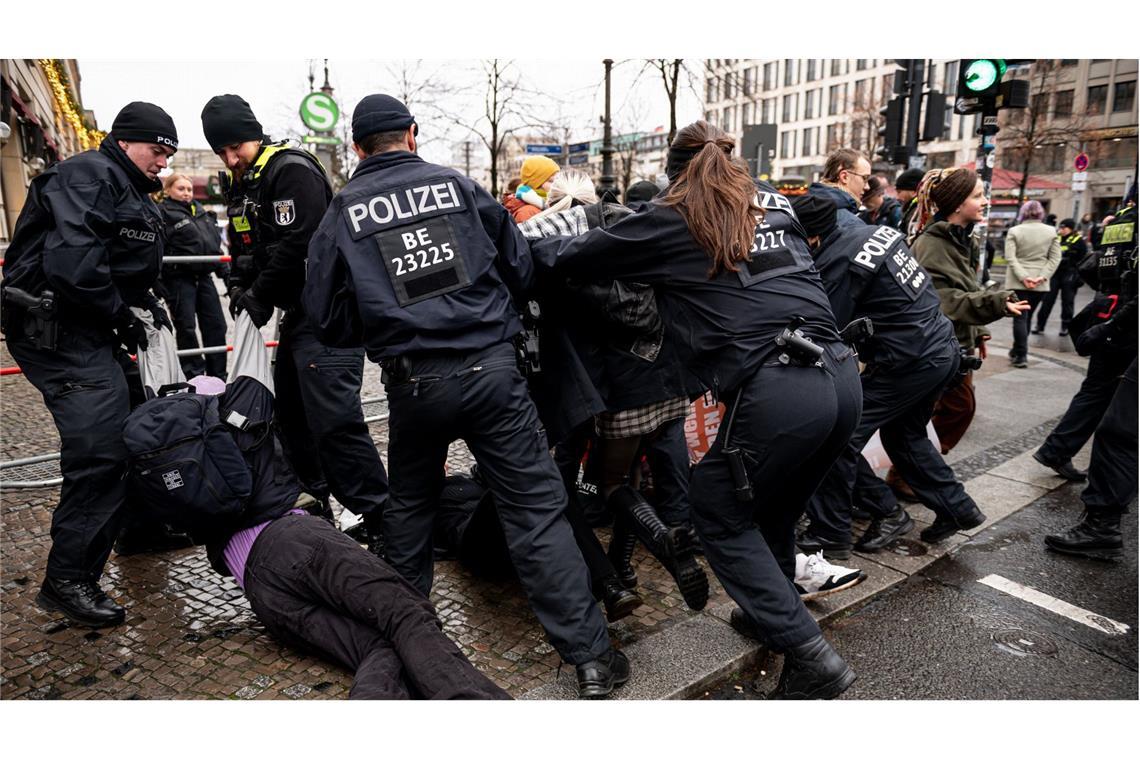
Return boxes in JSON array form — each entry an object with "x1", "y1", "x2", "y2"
[
  {"x1": 609, "y1": 486, "x2": 708, "y2": 610},
  {"x1": 1032, "y1": 450, "x2": 1088, "y2": 481},
  {"x1": 575, "y1": 648, "x2": 631, "y2": 699},
  {"x1": 607, "y1": 517, "x2": 639, "y2": 590},
  {"x1": 1044, "y1": 510, "x2": 1124, "y2": 560},
  {"x1": 795, "y1": 529, "x2": 853, "y2": 560},
  {"x1": 769, "y1": 634, "x2": 856, "y2": 700},
  {"x1": 920, "y1": 504, "x2": 986, "y2": 543},
  {"x1": 854, "y1": 507, "x2": 914, "y2": 552},
  {"x1": 36, "y1": 577, "x2": 125, "y2": 628},
  {"x1": 598, "y1": 576, "x2": 643, "y2": 621}
]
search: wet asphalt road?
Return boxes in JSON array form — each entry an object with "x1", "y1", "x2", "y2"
[{"x1": 706, "y1": 484, "x2": 1138, "y2": 700}]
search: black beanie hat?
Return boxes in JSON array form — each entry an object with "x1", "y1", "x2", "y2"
[
  {"x1": 895, "y1": 168, "x2": 925, "y2": 192},
  {"x1": 110, "y1": 101, "x2": 178, "y2": 151},
  {"x1": 352, "y1": 94, "x2": 416, "y2": 144},
  {"x1": 792, "y1": 194, "x2": 838, "y2": 240},
  {"x1": 1059, "y1": 218, "x2": 1077, "y2": 229},
  {"x1": 201, "y1": 94, "x2": 264, "y2": 151},
  {"x1": 624, "y1": 180, "x2": 660, "y2": 206}
]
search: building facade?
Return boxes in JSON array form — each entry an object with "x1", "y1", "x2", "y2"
[
  {"x1": 702, "y1": 58, "x2": 1137, "y2": 221},
  {"x1": 1, "y1": 59, "x2": 102, "y2": 242}
]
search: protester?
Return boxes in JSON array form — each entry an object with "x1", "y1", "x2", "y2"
[
  {"x1": 895, "y1": 168, "x2": 925, "y2": 233},
  {"x1": 808, "y1": 148, "x2": 871, "y2": 228},
  {"x1": 504, "y1": 156, "x2": 559, "y2": 223},
  {"x1": 907, "y1": 168, "x2": 1029, "y2": 458},
  {"x1": 530, "y1": 120, "x2": 863, "y2": 700},
  {"x1": 1033, "y1": 218, "x2": 1087, "y2": 336},
  {"x1": 1003, "y1": 200, "x2": 1061, "y2": 367},
  {"x1": 858, "y1": 176, "x2": 902, "y2": 228},
  {"x1": 518, "y1": 169, "x2": 707, "y2": 612},
  {"x1": 158, "y1": 173, "x2": 229, "y2": 380}
]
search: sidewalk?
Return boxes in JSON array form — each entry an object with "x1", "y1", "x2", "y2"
[{"x1": 0, "y1": 298, "x2": 1095, "y2": 700}]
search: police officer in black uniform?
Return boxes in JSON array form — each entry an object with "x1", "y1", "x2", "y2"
[
  {"x1": 530, "y1": 120, "x2": 863, "y2": 699},
  {"x1": 1, "y1": 102, "x2": 178, "y2": 627},
  {"x1": 200, "y1": 95, "x2": 389, "y2": 548},
  {"x1": 1034, "y1": 187, "x2": 1137, "y2": 483},
  {"x1": 304, "y1": 94, "x2": 629, "y2": 699},
  {"x1": 158, "y1": 173, "x2": 229, "y2": 379},
  {"x1": 792, "y1": 195, "x2": 986, "y2": 556},
  {"x1": 1033, "y1": 218, "x2": 1087, "y2": 337}
]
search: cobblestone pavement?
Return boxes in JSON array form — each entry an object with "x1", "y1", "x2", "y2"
[{"x1": 1, "y1": 336, "x2": 727, "y2": 700}]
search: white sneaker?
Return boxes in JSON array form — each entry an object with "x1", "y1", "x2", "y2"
[{"x1": 794, "y1": 552, "x2": 866, "y2": 600}]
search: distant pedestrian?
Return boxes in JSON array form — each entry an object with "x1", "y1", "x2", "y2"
[
  {"x1": 858, "y1": 176, "x2": 901, "y2": 228},
  {"x1": 1004, "y1": 200, "x2": 1061, "y2": 367},
  {"x1": 895, "y1": 168, "x2": 925, "y2": 233},
  {"x1": 504, "y1": 156, "x2": 559, "y2": 223},
  {"x1": 1033, "y1": 218, "x2": 1087, "y2": 336}
]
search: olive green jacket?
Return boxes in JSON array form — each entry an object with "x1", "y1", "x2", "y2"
[{"x1": 911, "y1": 221, "x2": 1014, "y2": 351}]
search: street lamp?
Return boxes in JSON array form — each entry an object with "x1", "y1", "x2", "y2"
[{"x1": 599, "y1": 58, "x2": 616, "y2": 199}]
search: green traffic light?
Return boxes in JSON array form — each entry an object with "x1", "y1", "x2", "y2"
[{"x1": 964, "y1": 60, "x2": 999, "y2": 93}]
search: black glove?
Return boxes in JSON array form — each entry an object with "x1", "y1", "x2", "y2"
[
  {"x1": 227, "y1": 286, "x2": 246, "y2": 319},
  {"x1": 114, "y1": 313, "x2": 148, "y2": 354},
  {"x1": 146, "y1": 297, "x2": 174, "y2": 332},
  {"x1": 235, "y1": 289, "x2": 274, "y2": 328}
]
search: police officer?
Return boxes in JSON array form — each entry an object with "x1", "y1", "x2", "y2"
[
  {"x1": 200, "y1": 95, "x2": 389, "y2": 549},
  {"x1": 158, "y1": 172, "x2": 229, "y2": 379},
  {"x1": 303, "y1": 94, "x2": 629, "y2": 699},
  {"x1": 530, "y1": 121, "x2": 863, "y2": 700},
  {"x1": 1034, "y1": 187, "x2": 1137, "y2": 483},
  {"x1": 1033, "y1": 218, "x2": 1087, "y2": 337},
  {"x1": 1, "y1": 102, "x2": 177, "y2": 627},
  {"x1": 792, "y1": 195, "x2": 986, "y2": 556}
]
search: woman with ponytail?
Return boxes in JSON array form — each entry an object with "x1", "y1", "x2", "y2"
[
  {"x1": 530, "y1": 121, "x2": 863, "y2": 700},
  {"x1": 906, "y1": 168, "x2": 1029, "y2": 456}
]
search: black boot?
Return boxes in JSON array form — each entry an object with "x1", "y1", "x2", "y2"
[
  {"x1": 854, "y1": 508, "x2": 914, "y2": 552},
  {"x1": 1032, "y1": 449, "x2": 1088, "y2": 481},
  {"x1": 795, "y1": 529, "x2": 853, "y2": 560},
  {"x1": 769, "y1": 634, "x2": 856, "y2": 700},
  {"x1": 609, "y1": 486, "x2": 708, "y2": 610},
  {"x1": 36, "y1": 577, "x2": 125, "y2": 628},
  {"x1": 114, "y1": 522, "x2": 195, "y2": 556},
  {"x1": 598, "y1": 576, "x2": 643, "y2": 622},
  {"x1": 607, "y1": 517, "x2": 639, "y2": 590},
  {"x1": 575, "y1": 648, "x2": 631, "y2": 699},
  {"x1": 920, "y1": 504, "x2": 986, "y2": 543},
  {"x1": 1044, "y1": 510, "x2": 1124, "y2": 561}
]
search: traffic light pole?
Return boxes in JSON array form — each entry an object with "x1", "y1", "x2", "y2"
[
  {"x1": 904, "y1": 60, "x2": 925, "y2": 167},
  {"x1": 975, "y1": 102, "x2": 1000, "y2": 234}
]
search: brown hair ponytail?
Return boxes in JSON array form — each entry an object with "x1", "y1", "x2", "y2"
[{"x1": 662, "y1": 121, "x2": 762, "y2": 277}]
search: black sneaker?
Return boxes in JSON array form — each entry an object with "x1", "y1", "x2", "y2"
[
  {"x1": 1032, "y1": 450, "x2": 1087, "y2": 481},
  {"x1": 36, "y1": 578, "x2": 125, "y2": 628},
  {"x1": 575, "y1": 649, "x2": 631, "y2": 699}
]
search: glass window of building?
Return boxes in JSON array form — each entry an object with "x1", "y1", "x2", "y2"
[
  {"x1": 829, "y1": 84, "x2": 842, "y2": 115},
  {"x1": 764, "y1": 62, "x2": 776, "y2": 91},
  {"x1": 780, "y1": 130, "x2": 794, "y2": 158},
  {"x1": 804, "y1": 89, "x2": 815, "y2": 120},
  {"x1": 1087, "y1": 84, "x2": 1108, "y2": 115},
  {"x1": 743, "y1": 68, "x2": 755, "y2": 96},
  {"x1": 830, "y1": 59, "x2": 843, "y2": 77},
  {"x1": 1053, "y1": 90, "x2": 1074, "y2": 117},
  {"x1": 855, "y1": 59, "x2": 868, "y2": 71},
  {"x1": 806, "y1": 59, "x2": 817, "y2": 82},
  {"x1": 1112, "y1": 80, "x2": 1136, "y2": 113},
  {"x1": 802, "y1": 127, "x2": 813, "y2": 157},
  {"x1": 784, "y1": 59, "x2": 796, "y2": 87}
]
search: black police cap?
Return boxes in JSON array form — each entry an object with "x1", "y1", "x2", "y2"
[{"x1": 352, "y1": 94, "x2": 417, "y2": 144}]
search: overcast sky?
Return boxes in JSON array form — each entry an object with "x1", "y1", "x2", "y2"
[{"x1": 77, "y1": 59, "x2": 704, "y2": 166}]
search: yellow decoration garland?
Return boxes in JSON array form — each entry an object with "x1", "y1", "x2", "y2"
[{"x1": 37, "y1": 59, "x2": 105, "y2": 152}]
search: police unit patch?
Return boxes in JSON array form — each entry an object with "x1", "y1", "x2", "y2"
[{"x1": 273, "y1": 199, "x2": 296, "y2": 226}]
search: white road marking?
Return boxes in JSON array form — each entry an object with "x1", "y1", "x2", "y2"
[{"x1": 977, "y1": 574, "x2": 1131, "y2": 636}]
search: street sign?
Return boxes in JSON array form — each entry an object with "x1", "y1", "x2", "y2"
[
  {"x1": 568, "y1": 141, "x2": 591, "y2": 154},
  {"x1": 302, "y1": 135, "x2": 342, "y2": 145},
  {"x1": 1074, "y1": 152, "x2": 1090, "y2": 172},
  {"x1": 568, "y1": 153, "x2": 589, "y2": 166},
  {"x1": 1072, "y1": 171, "x2": 1088, "y2": 182},
  {"x1": 907, "y1": 154, "x2": 927, "y2": 170},
  {"x1": 1072, "y1": 181, "x2": 1088, "y2": 192},
  {"x1": 525, "y1": 144, "x2": 563, "y2": 155},
  {"x1": 300, "y1": 92, "x2": 340, "y2": 133}
]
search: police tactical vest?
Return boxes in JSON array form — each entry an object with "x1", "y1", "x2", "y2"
[{"x1": 736, "y1": 187, "x2": 816, "y2": 288}]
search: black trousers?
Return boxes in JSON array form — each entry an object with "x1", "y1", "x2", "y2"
[
  {"x1": 1012, "y1": 290, "x2": 1047, "y2": 362},
  {"x1": 165, "y1": 274, "x2": 228, "y2": 379},
  {"x1": 1035, "y1": 267, "x2": 1081, "y2": 332},
  {"x1": 1038, "y1": 350, "x2": 1135, "y2": 463},
  {"x1": 7, "y1": 326, "x2": 131, "y2": 580},
  {"x1": 689, "y1": 343, "x2": 862, "y2": 650},
  {"x1": 1081, "y1": 358, "x2": 1138, "y2": 515},
  {"x1": 383, "y1": 341, "x2": 611, "y2": 665},
  {"x1": 274, "y1": 311, "x2": 388, "y2": 517},
  {"x1": 243, "y1": 513, "x2": 509, "y2": 699},
  {"x1": 644, "y1": 416, "x2": 693, "y2": 526},
  {"x1": 807, "y1": 344, "x2": 977, "y2": 541}
]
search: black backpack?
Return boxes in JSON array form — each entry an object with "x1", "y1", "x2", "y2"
[{"x1": 123, "y1": 384, "x2": 253, "y2": 532}]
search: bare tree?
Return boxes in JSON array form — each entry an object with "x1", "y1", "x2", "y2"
[
  {"x1": 997, "y1": 60, "x2": 1092, "y2": 203},
  {"x1": 846, "y1": 81, "x2": 886, "y2": 160},
  {"x1": 614, "y1": 98, "x2": 650, "y2": 191},
  {"x1": 643, "y1": 59, "x2": 689, "y2": 144}
]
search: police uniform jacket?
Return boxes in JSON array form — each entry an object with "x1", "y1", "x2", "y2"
[
  {"x1": 812, "y1": 223, "x2": 956, "y2": 370},
  {"x1": 529, "y1": 182, "x2": 841, "y2": 396},
  {"x1": 225, "y1": 143, "x2": 331, "y2": 312},
  {"x1": 160, "y1": 198, "x2": 224, "y2": 276},
  {"x1": 2, "y1": 137, "x2": 164, "y2": 327},
  {"x1": 304, "y1": 151, "x2": 530, "y2": 361},
  {"x1": 911, "y1": 220, "x2": 1014, "y2": 352},
  {"x1": 1058, "y1": 232, "x2": 1088, "y2": 273}
]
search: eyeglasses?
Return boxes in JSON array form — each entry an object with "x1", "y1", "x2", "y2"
[{"x1": 846, "y1": 171, "x2": 871, "y2": 184}]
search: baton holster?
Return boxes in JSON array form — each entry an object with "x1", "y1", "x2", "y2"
[{"x1": 1, "y1": 285, "x2": 58, "y2": 350}]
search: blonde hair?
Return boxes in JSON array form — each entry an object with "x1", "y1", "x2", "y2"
[
  {"x1": 163, "y1": 172, "x2": 194, "y2": 193},
  {"x1": 532, "y1": 170, "x2": 597, "y2": 220}
]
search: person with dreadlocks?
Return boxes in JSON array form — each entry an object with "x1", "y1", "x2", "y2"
[
  {"x1": 906, "y1": 167, "x2": 1030, "y2": 456},
  {"x1": 530, "y1": 121, "x2": 863, "y2": 700}
]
